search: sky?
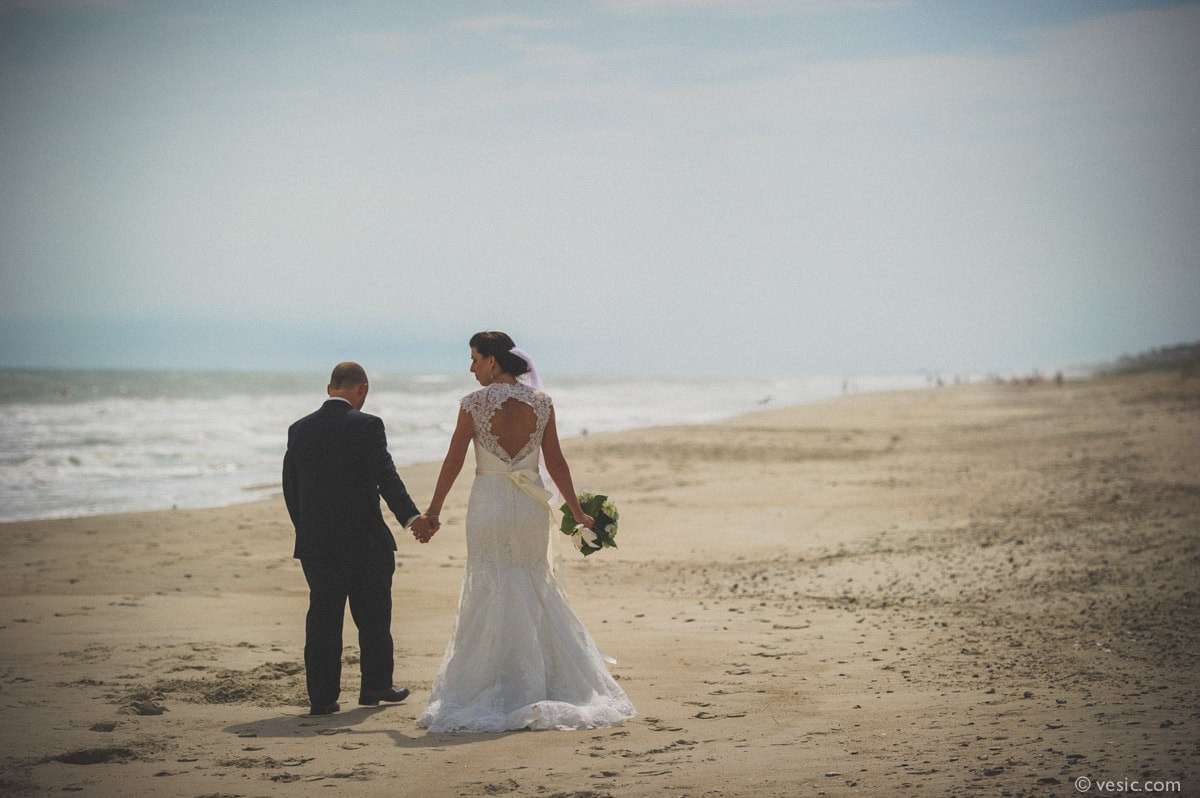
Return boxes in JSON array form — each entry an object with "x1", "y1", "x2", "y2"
[{"x1": 1, "y1": 0, "x2": 1198, "y2": 377}]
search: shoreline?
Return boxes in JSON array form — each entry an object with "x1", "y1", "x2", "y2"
[
  {"x1": 1, "y1": 371, "x2": 1197, "y2": 796},
  {"x1": 0, "y1": 370, "x2": 936, "y2": 526}
]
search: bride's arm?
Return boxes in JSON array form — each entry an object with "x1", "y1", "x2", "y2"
[
  {"x1": 541, "y1": 408, "x2": 594, "y2": 529},
  {"x1": 424, "y1": 408, "x2": 473, "y2": 524}
]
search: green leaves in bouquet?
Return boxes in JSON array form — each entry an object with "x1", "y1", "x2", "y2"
[{"x1": 560, "y1": 492, "x2": 619, "y2": 557}]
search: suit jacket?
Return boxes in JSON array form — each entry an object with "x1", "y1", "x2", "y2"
[{"x1": 283, "y1": 399, "x2": 420, "y2": 561}]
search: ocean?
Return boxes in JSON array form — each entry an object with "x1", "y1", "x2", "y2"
[{"x1": 0, "y1": 369, "x2": 931, "y2": 523}]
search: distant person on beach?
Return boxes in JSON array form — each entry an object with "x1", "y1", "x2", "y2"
[
  {"x1": 283, "y1": 362, "x2": 435, "y2": 716},
  {"x1": 412, "y1": 331, "x2": 635, "y2": 732}
]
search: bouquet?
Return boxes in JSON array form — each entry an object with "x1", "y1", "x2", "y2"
[{"x1": 560, "y1": 491, "x2": 618, "y2": 557}]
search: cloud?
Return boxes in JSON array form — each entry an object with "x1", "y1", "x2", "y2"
[
  {"x1": 457, "y1": 14, "x2": 575, "y2": 33},
  {"x1": 600, "y1": 0, "x2": 906, "y2": 17},
  {"x1": 0, "y1": 0, "x2": 127, "y2": 13},
  {"x1": 341, "y1": 29, "x2": 439, "y2": 55}
]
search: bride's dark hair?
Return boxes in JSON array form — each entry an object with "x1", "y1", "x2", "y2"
[{"x1": 470, "y1": 331, "x2": 530, "y2": 377}]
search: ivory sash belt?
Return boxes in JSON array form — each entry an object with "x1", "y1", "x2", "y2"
[{"x1": 476, "y1": 468, "x2": 554, "y2": 521}]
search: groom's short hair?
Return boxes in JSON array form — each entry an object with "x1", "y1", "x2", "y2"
[{"x1": 329, "y1": 362, "x2": 368, "y2": 390}]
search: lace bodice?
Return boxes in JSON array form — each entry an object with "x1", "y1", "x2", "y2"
[{"x1": 461, "y1": 383, "x2": 552, "y2": 465}]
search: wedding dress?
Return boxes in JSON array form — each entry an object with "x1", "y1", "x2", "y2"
[{"x1": 416, "y1": 382, "x2": 635, "y2": 733}]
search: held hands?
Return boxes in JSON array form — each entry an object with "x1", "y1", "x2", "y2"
[{"x1": 410, "y1": 513, "x2": 440, "y2": 543}]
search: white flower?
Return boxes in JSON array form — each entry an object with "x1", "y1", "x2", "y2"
[
  {"x1": 569, "y1": 531, "x2": 584, "y2": 552},
  {"x1": 576, "y1": 524, "x2": 599, "y2": 548}
]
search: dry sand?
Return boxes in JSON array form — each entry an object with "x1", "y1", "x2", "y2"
[{"x1": 1, "y1": 370, "x2": 1197, "y2": 797}]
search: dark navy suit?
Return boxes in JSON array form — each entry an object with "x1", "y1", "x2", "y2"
[{"x1": 283, "y1": 398, "x2": 419, "y2": 707}]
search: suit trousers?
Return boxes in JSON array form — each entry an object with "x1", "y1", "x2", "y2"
[{"x1": 300, "y1": 552, "x2": 395, "y2": 706}]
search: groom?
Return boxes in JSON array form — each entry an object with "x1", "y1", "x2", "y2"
[{"x1": 283, "y1": 362, "x2": 433, "y2": 715}]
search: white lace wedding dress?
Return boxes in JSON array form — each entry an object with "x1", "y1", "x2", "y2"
[{"x1": 416, "y1": 383, "x2": 636, "y2": 733}]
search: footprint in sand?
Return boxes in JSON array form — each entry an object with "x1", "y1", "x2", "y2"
[{"x1": 53, "y1": 747, "x2": 139, "y2": 765}]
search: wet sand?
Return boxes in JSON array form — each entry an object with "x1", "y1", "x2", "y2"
[{"x1": 1, "y1": 370, "x2": 1197, "y2": 796}]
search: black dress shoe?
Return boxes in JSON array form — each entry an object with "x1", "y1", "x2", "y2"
[
  {"x1": 309, "y1": 702, "x2": 340, "y2": 716},
  {"x1": 358, "y1": 686, "x2": 410, "y2": 706}
]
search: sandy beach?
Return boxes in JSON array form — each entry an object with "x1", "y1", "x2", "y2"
[{"x1": 1, "y1": 370, "x2": 1197, "y2": 797}]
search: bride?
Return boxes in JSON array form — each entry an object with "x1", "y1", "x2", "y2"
[{"x1": 413, "y1": 331, "x2": 635, "y2": 733}]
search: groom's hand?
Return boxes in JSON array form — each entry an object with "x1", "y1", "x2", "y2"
[{"x1": 411, "y1": 513, "x2": 439, "y2": 543}]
